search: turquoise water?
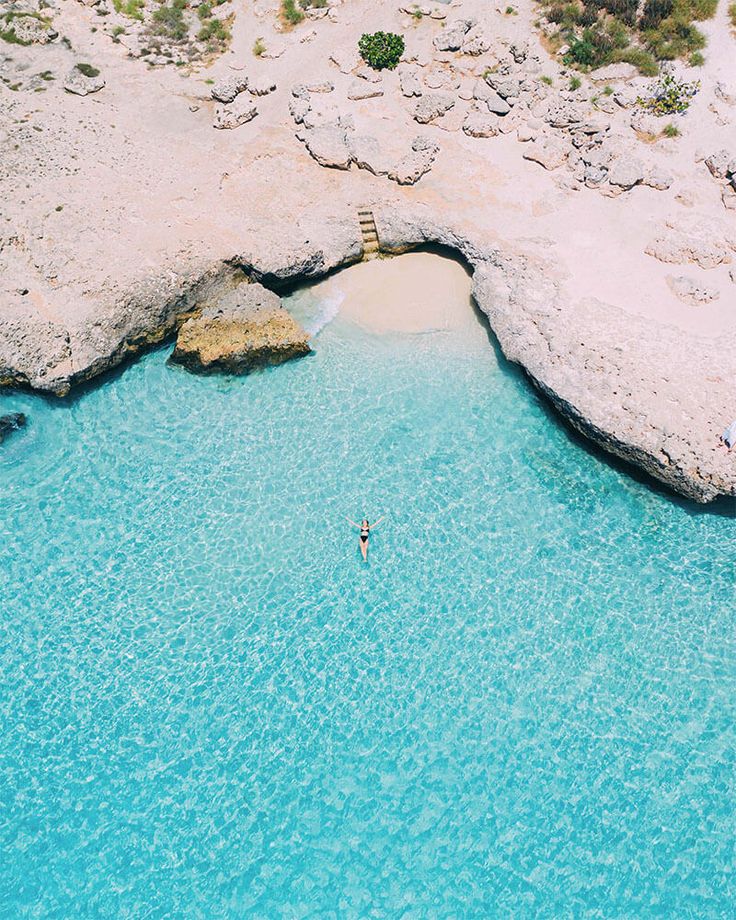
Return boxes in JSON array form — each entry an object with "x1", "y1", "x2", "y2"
[{"x1": 1, "y1": 261, "x2": 734, "y2": 917}]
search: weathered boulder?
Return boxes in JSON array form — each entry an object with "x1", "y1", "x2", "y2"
[
  {"x1": 347, "y1": 79, "x2": 383, "y2": 100},
  {"x1": 484, "y1": 90, "x2": 511, "y2": 116},
  {"x1": 214, "y1": 97, "x2": 258, "y2": 129},
  {"x1": 170, "y1": 283, "x2": 310, "y2": 374},
  {"x1": 0, "y1": 413, "x2": 26, "y2": 443},
  {"x1": 64, "y1": 64, "x2": 105, "y2": 96},
  {"x1": 348, "y1": 134, "x2": 392, "y2": 176},
  {"x1": 523, "y1": 135, "x2": 570, "y2": 170},
  {"x1": 11, "y1": 14, "x2": 57, "y2": 44},
  {"x1": 305, "y1": 80, "x2": 334, "y2": 94},
  {"x1": 667, "y1": 275, "x2": 720, "y2": 305},
  {"x1": 413, "y1": 92, "x2": 455, "y2": 124},
  {"x1": 608, "y1": 157, "x2": 645, "y2": 190},
  {"x1": 646, "y1": 221, "x2": 736, "y2": 269},
  {"x1": 462, "y1": 111, "x2": 499, "y2": 137},
  {"x1": 248, "y1": 75, "x2": 276, "y2": 96},
  {"x1": 461, "y1": 32, "x2": 490, "y2": 56},
  {"x1": 433, "y1": 19, "x2": 473, "y2": 52},
  {"x1": 297, "y1": 125, "x2": 352, "y2": 169},
  {"x1": 289, "y1": 98, "x2": 311, "y2": 124},
  {"x1": 643, "y1": 168, "x2": 674, "y2": 191},
  {"x1": 705, "y1": 149, "x2": 733, "y2": 180},
  {"x1": 212, "y1": 75, "x2": 249, "y2": 103},
  {"x1": 399, "y1": 68, "x2": 423, "y2": 98},
  {"x1": 388, "y1": 137, "x2": 439, "y2": 185},
  {"x1": 486, "y1": 75, "x2": 522, "y2": 102}
]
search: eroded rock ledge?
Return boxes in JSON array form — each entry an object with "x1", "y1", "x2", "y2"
[
  {"x1": 170, "y1": 282, "x2": 310, "y2": 374},
  {"x1": 0, "y1": 212, "x2": 733, "y2": 504}
]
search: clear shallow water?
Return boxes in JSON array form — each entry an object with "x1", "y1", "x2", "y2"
[{"x1": 0, "y1": 261, "x2": 734, "y2": 918}]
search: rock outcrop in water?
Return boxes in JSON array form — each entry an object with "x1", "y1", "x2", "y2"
[
  {"x1": 0, "y1": 412, "x2": 26, "y2": 442},
  {"x1": 170, "y1": 282, "x2": 310, "y2": 375}
]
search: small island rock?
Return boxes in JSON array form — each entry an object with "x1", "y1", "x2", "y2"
[{"x1": 170, "y1": 283, "x2": 310, "y2": 375}]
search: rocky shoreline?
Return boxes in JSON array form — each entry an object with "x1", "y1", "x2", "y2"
[
  {"x1": 1, "y1": 206, "x2": 733, "y2": 504},
  {"x1": 1, "y1": 0, "x2": 734, "y2": 504}
]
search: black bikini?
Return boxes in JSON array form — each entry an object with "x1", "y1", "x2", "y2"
[{"x1": 360, "y1": 527, "x2": 369, "y2": 543}]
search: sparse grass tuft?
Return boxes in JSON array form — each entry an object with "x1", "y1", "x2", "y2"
[
  {"x1": 688, "y1": 50, "x2": 704, "y2": 65},
  {"x1": 569, "y1": 75, "x2": 582, "y2": 90},
  {"x1": 253, "y1": 36, "x2": 266, "y2": 56},
  {"x1": 540, "y1": 74, "x2": 554, "y2": 85},
  {"x1": 76, "y1": 62, "x2": 100, "y2": 78},
  {"x1": 663, "y1": 122, "x2": 680, "y2": 136},
  {"x1": 112, "y1": 0, "x2": 144, "y2": 20}
]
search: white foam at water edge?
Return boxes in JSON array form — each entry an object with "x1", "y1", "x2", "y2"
[{"x1": 305, "y1": 288, "x2": 346, "y2": 336}]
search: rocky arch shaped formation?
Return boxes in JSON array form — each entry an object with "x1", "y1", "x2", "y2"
[{"x1": 0, "y1": 207, "x2": 733, "y2": 504}]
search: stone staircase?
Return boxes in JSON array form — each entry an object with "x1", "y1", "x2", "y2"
[{"x1": 357, "y1": 209, "x2": 380, "y2": 259}]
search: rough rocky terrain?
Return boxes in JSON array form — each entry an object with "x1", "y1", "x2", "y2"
[
  {"x1": 1, "y1": 0, "x2": 735, "y2": 502},
  {"x1": 170, "y1": 279, "x2": 311, "y2": 373}
]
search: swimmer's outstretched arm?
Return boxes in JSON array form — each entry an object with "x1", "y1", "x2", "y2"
[
  {"x1": 346, "y1": 517, "x2": 361, "y2": 528},
  {"x1": 371, "y1": 517, "x2": 385, "y2": 528}
]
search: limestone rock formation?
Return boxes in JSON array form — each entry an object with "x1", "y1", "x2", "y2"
[
  {"x1": 667, "y1": 275, "x2": 720, "y2": 305},
  {"x1": 214, "y1": 97, "x2": 258, "y2": 130},
  {"x1": 462, "y1": 111, "x2": 499, "y2": 138},
  {"x1": 212, "y1": 75, "x2": 249, "y2": 104},
  {"x1": 414, "y1": 92, "x2": 455, "y2": 124},
  {"x1": 170, "y1": 283, "x2": 310, "y2": 374},
  {"x1": 399, "y1": 69, "x2": 423, "y2": 98},
  {"x1": 64, "y1": 65, "x2": 105, "y2": 96},
  {"x1": 297, "y1": 124, "x2": 352, "y2": 169},
  {"x1": 433, "y1": 19, "x2": 473, "y2": 52},
  {"x1": 523, "y1": 136, "x2": 569, "y2": 170},
  {"x1": 389, "y1": 137, "x2": 439, "y2": 185},
  {"x1": 347, "y1": 80, "x2": 383, "y2": 101}
]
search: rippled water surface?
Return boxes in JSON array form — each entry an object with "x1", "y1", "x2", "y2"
[{"x1": 1, "y1": 256, "x2": 734, "y2": 917}]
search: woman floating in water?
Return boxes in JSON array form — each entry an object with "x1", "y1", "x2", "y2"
[{"x1": 346, "y1": 516, "x2": 384, "y2": 561}]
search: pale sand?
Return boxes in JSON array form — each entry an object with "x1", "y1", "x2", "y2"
[{"x1": 313, "y1": 252, "x2": 477, "y2": 336}]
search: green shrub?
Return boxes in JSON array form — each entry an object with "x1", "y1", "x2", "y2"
[
  {"x1": 638, "y1": 69, "x2": 699, "y2": 114},
  {"x1": 640, "y1": 0, "x2": 673, "y2": 29},
  {"x1": 689, "y1": 50, "x2": 704, "y2": 65},
  {"x1": 730, "y1": 2, "x2": 736, "y2": 26},
  {"x1": 197, "y1": 17, "x2": 230, "y2": 47},
  {"x1": 281, "y1": 0, "x2": 304, "y2": 25},
  {"x1": 663, "y1": 122, "x2": 680, "y2": 136},
  {"x1": 358, "y1": 31, "x2": 405, "y2": 70},
  {"x1": 152, "y1": 1, "x2": 189, "y2": 42}
]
